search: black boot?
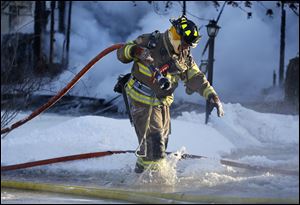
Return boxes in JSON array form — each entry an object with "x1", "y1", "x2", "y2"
[{"x1": 134, "y1": 162, "x2": 144, "y2": 173}]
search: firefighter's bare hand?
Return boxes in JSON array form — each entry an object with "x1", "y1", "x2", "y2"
[
  {"x1": 132, "y1": 46, "x2": 154, "y2": 64},
  {"x1": 209, "y1": 95, "x2": 224, "y2": 117}
]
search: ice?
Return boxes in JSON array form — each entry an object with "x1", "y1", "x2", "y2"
[{"x1": 1, "y1": 103, "x2": 299, "y2": 200}]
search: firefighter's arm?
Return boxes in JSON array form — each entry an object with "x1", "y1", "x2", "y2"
[
  {"x1": 117, "y1": 35, "x2": 153, "y2": 64},
  {"x1": 117, "y1": 41, "x2": 136, "y2": 64},
  {"x1": 184, "y1": 66, "x2": 216, "y2": 99},
  {"x1": 183, "y1": 61, "x2": 224, "y2": 117}
]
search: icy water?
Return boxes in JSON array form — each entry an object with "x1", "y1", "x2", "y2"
[
  {"x1": 2, "y1": 149, "x2": 299, "y2": 203},
  {"x1": 1, "y1": 106, "x2": 299, "y2": 203},
  {"x1": 1, "y1": 188, "x2": 129, "y2": 204}
]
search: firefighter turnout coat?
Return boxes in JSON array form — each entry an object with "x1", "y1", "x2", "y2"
[{"x1": 117, "y1": 29, "x2": 219, "y2": 168}]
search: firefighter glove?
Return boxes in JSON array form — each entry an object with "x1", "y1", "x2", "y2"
[
  {"x1": 131, "y1": 46, "x2": 154, "y2": 64},
  {"x1": 208, "y1": 94, "x2": 224, "y2": 117},
  {"x1": 161, "y1": 95, "x2": 174, "y2": 106}
]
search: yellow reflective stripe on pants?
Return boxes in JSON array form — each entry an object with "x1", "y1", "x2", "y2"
[{"x1": 137, "y1": 157, "x2": 162, "y2": 170}]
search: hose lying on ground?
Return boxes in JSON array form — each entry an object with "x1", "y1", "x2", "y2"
[
  {"x1": 1, "y1": 150, "x2": 298, "y2": 176},
  {"x1": 2, "y1": 180, "x2": 298, "y2": 204}
]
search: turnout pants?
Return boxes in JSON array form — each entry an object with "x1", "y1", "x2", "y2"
[{"x1": 129, "y1": 98, "x2": 171, "y2": 162}]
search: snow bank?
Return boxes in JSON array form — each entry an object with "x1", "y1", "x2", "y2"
[{"x1": 1, "y1": 103, "x2": 298, "y2": 168}]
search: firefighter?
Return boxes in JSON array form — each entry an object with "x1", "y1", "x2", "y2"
[{"x1": 116, "y1": 15, "x2": 224, "y2": 173}]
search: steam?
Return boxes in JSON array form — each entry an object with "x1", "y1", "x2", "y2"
[{"x1": 51, "y1": 1, "x2": 298, "y2": 103}]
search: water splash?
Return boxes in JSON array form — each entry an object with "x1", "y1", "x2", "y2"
[{"x1": 134, "y1": 147, "x2": 187, "y2": 186}]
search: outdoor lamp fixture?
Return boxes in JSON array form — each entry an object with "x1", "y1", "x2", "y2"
[
  {"x1": 206, "y1": 20, "x2": 220, "y2": 38},
  {"x1": 199, "y1": 60, "x2": 208, "y2": 74}
]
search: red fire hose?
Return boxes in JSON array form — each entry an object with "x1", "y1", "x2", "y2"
[
  {"x1": 1, "y1": 150, "x2": 135, "y2": 171},
  {"x1": 1, "y1": 43, "x2": 124, "y2": 135},
  {"x1": 1, "y1": 150, "x2": 298, "y2": 176},
  {"x1": 0, "y1": 150, "x2": 202, "y2": 172}
]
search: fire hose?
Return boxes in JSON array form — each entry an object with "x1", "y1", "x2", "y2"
[
  {"x1": 1, "y1": 43, "x2": 124, "y2": 135},
  {"x1": 1, "y1": 150, "x2": 298, "y2": 176}
]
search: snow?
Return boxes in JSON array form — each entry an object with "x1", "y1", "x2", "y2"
[
  {"x1": 1, "y1": 103, "x2": 299, "y2": 199},
  {"x1": 1, "y1": 104, "x2": 238, "y2": 164},
  {"x1": 1, "y1": 103, "x2": 298, "y2": 165}
]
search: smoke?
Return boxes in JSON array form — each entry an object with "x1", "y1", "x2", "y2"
[
  {"x1": 211, "y1": 2, "x2": 299, "y2": 102},
  {"x1": 52, "y1": 1, "x2": 298, "y2": 104}
]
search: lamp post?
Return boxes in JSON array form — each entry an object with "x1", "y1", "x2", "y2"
[{"x1": 205, "y1": 20, "x2": 220, "y2": 124}]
